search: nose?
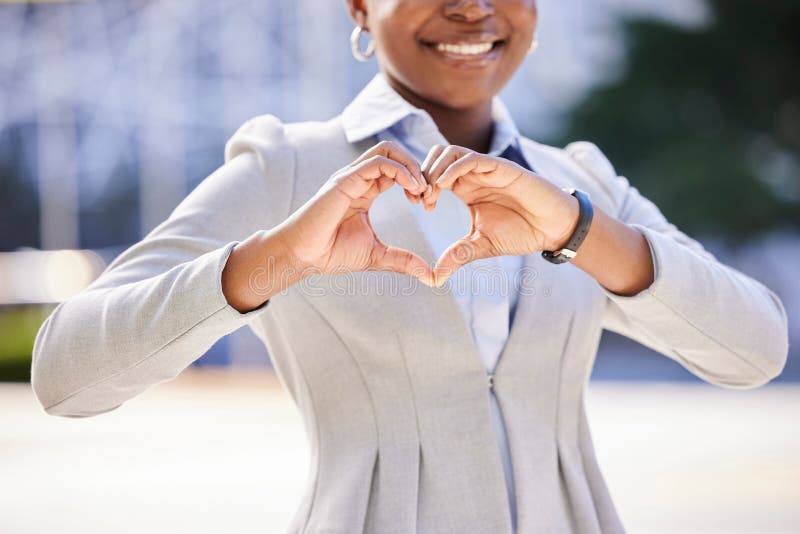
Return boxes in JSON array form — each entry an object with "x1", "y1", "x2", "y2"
[{"x1": 443, "y1": 0, "x2": 494, "y2": 23}]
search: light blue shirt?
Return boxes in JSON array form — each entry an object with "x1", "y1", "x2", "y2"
[{"x1": 341, "y1": 71, "x2": 530, "y2": 530}]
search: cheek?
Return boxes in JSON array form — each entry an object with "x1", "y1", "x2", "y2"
[
  {"x1": 373, "y1": 25, "x2": 421, "y2": 75},
  {"x1": 506, "y1": 8, "x2": 538, "y2": 55},
  {"x1": 370, "y1": 6, "x2": 429, "y2": 66},
  {"x1": 505, "y1": 0, "x2": 538, "y2": 33}
]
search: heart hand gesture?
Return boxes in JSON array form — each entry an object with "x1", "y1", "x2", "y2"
[{"x1": 225, "y1": 140, "x2": 629, "y2": 313}]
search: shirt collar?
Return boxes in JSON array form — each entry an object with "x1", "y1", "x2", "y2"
[{"x1": 341, "y1": 71, "x2": 522, "y2": 156}]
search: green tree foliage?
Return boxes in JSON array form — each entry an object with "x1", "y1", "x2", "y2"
[{"x1": 552, "y1": 0, "x2": 800, "y2": 242}]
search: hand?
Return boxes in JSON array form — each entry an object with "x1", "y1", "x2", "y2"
[
  {"x1": 275, "y1": 140, "x2": 434, "y2": 286},
  {"x1": 420, "y1": 144, "x2": 580, "y2": 286}
]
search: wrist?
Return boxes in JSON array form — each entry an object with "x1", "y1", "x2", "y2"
[
  {"x1": 541, "y1": 188, "x2": 594, "y2": 265},
  {"x1": 543, "y1": 190, "x2": 581, "y2": 252},
  {"x1": 221, "y1": 228, "x2": 305, "y2": 313}
]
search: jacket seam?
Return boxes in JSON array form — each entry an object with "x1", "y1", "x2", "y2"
[
  {"x1": 269, "y1": 302, "x2": 322, "y2": 534},
  {"x1": 285, "y1": 127, "x2": 300, "y2": 213},
  {"x1": 295, "y1": 290, "x2": 381, "y2": 533},
  {"x1": 394, "y1": 332, "x2": 422, "y2": 531},
  {"x1": 395, "y1": 332, "x2": 422, "y2": 448}
]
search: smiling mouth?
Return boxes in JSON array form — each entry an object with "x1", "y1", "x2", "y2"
[{"x1": 420, "y1": 38, "x2": 506, "y2": 58}]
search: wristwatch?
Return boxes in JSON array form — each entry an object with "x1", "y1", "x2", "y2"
[{"x1": 541, "y1": 188, "x2": 593, "y2": 264}]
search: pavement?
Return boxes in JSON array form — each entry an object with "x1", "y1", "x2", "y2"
[{"x1": 1, "y1": 369, "x2": 798, "y2": 534}]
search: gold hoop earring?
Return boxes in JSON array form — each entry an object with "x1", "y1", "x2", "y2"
[
  {"x1": 350, "y1": 26, "x2": 376, "y2": 62},
  {"x1": 528, "y1": 37, "x2": 539, "y2": 55}
]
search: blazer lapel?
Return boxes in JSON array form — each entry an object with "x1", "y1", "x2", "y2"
[{"x1": 493, "y1": 252, "x2": 551, "y2": 374}]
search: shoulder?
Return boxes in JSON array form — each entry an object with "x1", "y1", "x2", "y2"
[
  {"x1": 519, "y1": 136, "x2": 633, "y2": 217},
  {"x1": 224, "y1": 114, "x2": 287, "y2": 163},
  {"x1": 224, "y1": 113, "x2": 352, "y2": 164},
  {"x1": 221, "y1": 112, "x2": 370, "y2": 211}
]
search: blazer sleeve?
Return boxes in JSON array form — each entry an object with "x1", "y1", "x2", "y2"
[
  {"x1": 564, "y1": 141, "x2": 790, "y2": 388},
  {"x1": 31, "y1": 114, "x2": 295, "y2": 417}
]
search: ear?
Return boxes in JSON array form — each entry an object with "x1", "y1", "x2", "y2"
[{"x1": 343, "y1": 0, "x2": 368, "y2": 29}]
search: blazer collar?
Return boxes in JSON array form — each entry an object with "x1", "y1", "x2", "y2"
[{"x1": 341, "y1": 71, "x2": 523, "y2": 157}]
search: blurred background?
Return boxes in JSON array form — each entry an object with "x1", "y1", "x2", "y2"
[{"x1": 1, "y1": 0, "x2": 798, "y2": 533}]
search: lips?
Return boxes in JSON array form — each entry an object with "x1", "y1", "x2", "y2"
[
  {"x1": 420, "y1": 35, "x2": 506, "y2": 50},
  {"x1": 419, "y1": 35, "x2": 507, "y2": 67}
]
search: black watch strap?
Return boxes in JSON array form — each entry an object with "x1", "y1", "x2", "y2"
[{"x1": 541, "y1": 188, "x2": 593, "y2": 264}]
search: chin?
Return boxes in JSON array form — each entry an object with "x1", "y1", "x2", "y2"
[{"x1": 426, "y1": 83, "x2": 498, "y2": 110}]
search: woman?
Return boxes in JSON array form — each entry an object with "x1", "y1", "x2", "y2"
[{"x1": 32, "y1": 1, "x2": 789, "y2": 532}]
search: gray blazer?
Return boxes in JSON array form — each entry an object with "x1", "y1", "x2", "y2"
[{"x1": 31, "y1": 113, "x2": 789, "y2": 534}]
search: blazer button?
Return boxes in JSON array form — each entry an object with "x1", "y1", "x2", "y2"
[{"x1": 487, "y1": 373, "x2": 495, "y2": 390}]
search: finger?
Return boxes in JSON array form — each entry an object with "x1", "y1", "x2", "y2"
[
  {"x1": 425, "y1": 145, "x2": 474, "y2": 211},
  {"x1": 421, "y1": 184, "x2": 434, "y2": 211},
  {"x1": 351, "y1": 140, "x2": 425, "y2": 191},
  {"x1": 403, "y1": 187, "x2": 422, "y2": 204},
  {"x1": 420, "y1": 145, "x2": 446, "y2": 211},
  {"x1": 344, "y1": 155, "x2": 426, "y2": 198},
  {"x1": 423, "y1": 181, "x2": 444, "y2": 213},
  {"x1": 432, "y1": 235, "x2": 492, "y2": 287},
  {"x1": 372, "y1": 245, "x2": 435, "y2": 287},
  {"x1": 420, "y1": 144, "x2": 446, "y2": 181},
  {"x1": 426, "y1": 145, "x2": 473, "y2": 186},
  {"x1": 436, "y1": 153, "x2": 520, "y2": 191},
  {"x1": 434, "y1": 152, "x2": 487, "y2": 191}
]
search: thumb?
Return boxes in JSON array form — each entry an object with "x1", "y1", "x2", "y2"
[
  {"x1": 433, "y1": 235, "x2": 491, "y2": 287},
  {"x1": 372, "y1": 245, "x2": 435, "y2": 287}
]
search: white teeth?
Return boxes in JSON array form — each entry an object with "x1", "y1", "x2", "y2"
[{"x1": 435, "y1": 42, "x2": 494, "y2": 55}]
